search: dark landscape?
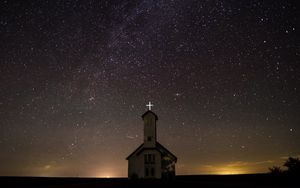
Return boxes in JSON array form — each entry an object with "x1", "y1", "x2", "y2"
[{"x1": 1, "y1": 174, "x2": 299, "y2": 188}]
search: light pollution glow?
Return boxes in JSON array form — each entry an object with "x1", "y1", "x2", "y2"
[
  {"x1": 28, "y1": 160, "x2": 278, "y2": 177},
  {"x1": 200, "y1": 160, "x2": 276, "y2": 175}
]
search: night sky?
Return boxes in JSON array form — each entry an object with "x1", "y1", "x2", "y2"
[{"x1": 0, "y1": 0, "x2": 299, "y2": 177}]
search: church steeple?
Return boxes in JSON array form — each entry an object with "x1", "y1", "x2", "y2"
[{"x1": 142, "y1": 102, "x2": 158, "y2": 147}]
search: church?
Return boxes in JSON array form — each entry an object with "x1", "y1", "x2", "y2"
[{"x1": 126, "y1": 102, "x2": 177, "y2": 179}]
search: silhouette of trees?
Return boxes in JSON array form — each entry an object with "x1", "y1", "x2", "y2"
[
  {"x1": 269, "y1": 156, "x2": 300, "y2": 176},
  {"x1": 269, "y1": 166, "x2": 282, "y2": 175},
  {"x1": 284, "y1": 157, "x2": 300, "y2": 175}
]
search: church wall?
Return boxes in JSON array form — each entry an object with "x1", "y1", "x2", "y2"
[{"x1": 128, "y1": 154, "x2": 144, "y2": 179}]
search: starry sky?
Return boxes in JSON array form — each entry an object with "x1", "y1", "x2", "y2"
[{"x1": 0, "y1": 0, "x2": 299, "y2": 177}]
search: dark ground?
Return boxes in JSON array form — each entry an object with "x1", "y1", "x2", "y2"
[{"x1": 1, "y1": 174, "x2": 299, "y2": 188}]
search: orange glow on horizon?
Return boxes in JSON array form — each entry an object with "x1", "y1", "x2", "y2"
[
  {"x1": 215, "y1": 168, "x2": 248, "y2": 175},
  {"x1": 95, "y1": 173, "x2": 117, "y2": 178},
  {"x1": 200, "y1": 160, "x2": 275, "y2": 175},
  {"x1": 93, "y1": 168, "x2": 120, "y2": 178}
]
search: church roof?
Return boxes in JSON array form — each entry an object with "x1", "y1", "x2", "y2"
[
  {"x1": 126, "y1": 143, "x2": 144, "y2": 160},
  {"x1": 126, "y1": 142, "x2": 177, "y2": 162},
  {"x1": 141, "y1": 110, "x2": 158, "y2": 120}
]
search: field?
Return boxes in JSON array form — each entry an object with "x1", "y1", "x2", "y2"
[{"x1": 1, "y1": 174, "x2": 298, "y2": 188}]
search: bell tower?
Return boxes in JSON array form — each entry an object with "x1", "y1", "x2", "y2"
[{"x1": 142, "y1": 102, "x2": 158, "y2": 148}]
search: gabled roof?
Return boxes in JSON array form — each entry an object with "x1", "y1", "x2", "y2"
[
  {"x1": 126, "y1": 143, "x2": 144, "y2": 160},
  {"x1": 126, "y1": 142, "x2": 177, "y2": 162},
  {"x1": 141, "y1": 110, "x2": 158, "y2": 120}
]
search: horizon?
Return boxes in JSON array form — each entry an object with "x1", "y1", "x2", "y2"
[{"x1": 0, "y1": 172, "x2": 276, "y2": 178}]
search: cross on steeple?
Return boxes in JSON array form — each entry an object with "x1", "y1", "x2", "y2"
[{"x1": 146, "y1": 101, "x2": 154, "y2": 111}]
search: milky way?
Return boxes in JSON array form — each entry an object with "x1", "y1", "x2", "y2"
[{"x1": 0, "y1": 0, "x2": 299, "y2": 177}]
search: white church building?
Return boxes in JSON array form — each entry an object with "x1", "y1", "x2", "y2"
[{"x1": 126, "y1": 102, "x2": 177, "y2": 179}]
